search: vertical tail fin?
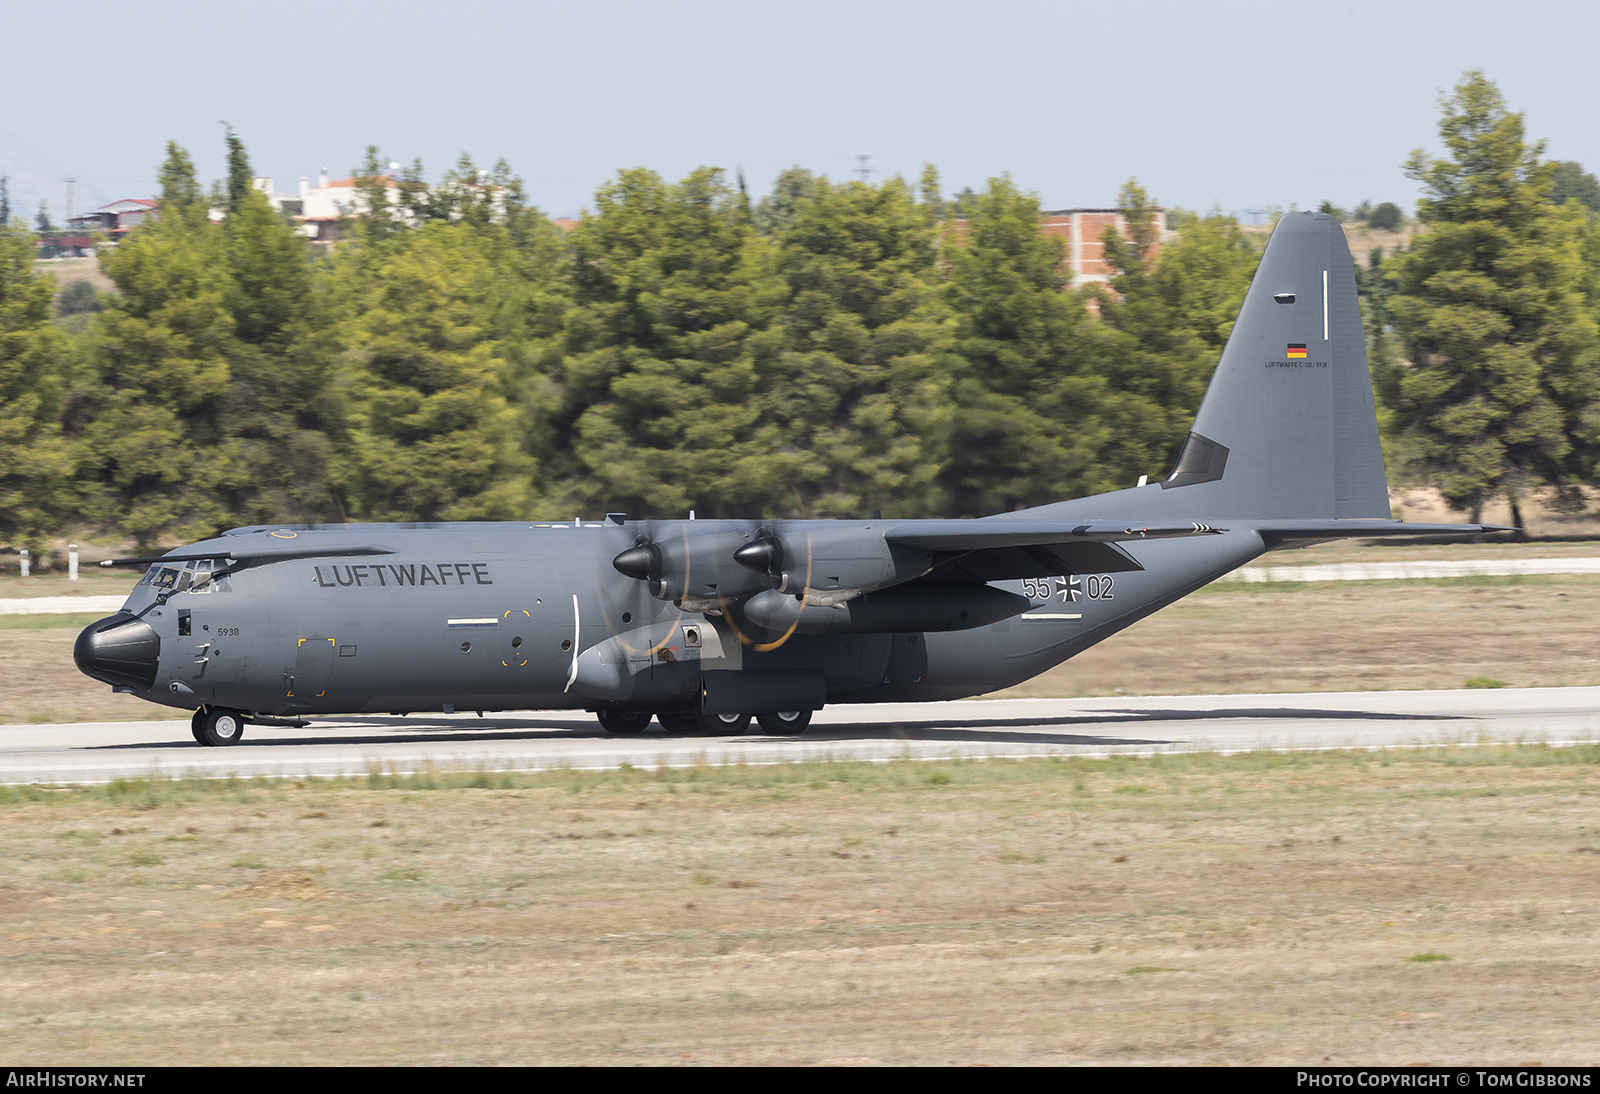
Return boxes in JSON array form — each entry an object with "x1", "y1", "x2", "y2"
[{"x1": 1157, "y1": 211, "x2": 1389, "y2": 519}]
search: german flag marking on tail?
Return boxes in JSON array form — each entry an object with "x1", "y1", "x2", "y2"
[{"x1": 1286, "y1": 343, "x2": 1307, "y2": 359}]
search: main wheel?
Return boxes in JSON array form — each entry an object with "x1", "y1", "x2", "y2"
[
  {"x1": 656, "y1": 711, "x2": 698, "y2": 734},
  {"x1": 190, "y1": 708, "x2": 207, "y2": 744},
  {"x1": 693, "y1": 710, "x2": 752, "y2": 736},
  {"x1": 596, "y1": 707, "x2": 651, "y2": 734},
  {"x1": 196, "y1": 708, "x2": 246, "y2": 747},
  {"x1": 757, "y1": 709, "x2": 813, "y2": 734}
]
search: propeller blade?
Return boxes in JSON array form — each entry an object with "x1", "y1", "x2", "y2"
[{"x1": 753, "y1": 535, "x2": 811, "y2": 653}]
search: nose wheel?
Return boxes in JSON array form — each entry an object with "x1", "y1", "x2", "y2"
[{"x1": 192, "y1": 707, "x2": 247, "y2": 747}]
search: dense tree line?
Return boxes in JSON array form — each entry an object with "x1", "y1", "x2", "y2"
[
  {"x1": 0, "y1": 142, "x2": 1264, "y2": 550},
  {"x1": 4, "y1": 70, "x2": 1599, "y2": 553}
]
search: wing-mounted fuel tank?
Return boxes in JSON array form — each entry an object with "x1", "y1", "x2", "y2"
[
  {"x1": 743, "y1": 580, "x2": 1029, "y2": 636},
  {"x1": 570, "y1": 618, "x2": 727, "y2": 704}
]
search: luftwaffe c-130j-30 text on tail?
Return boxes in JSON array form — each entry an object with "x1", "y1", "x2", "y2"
[{"x1": 75, "y1": 213, "x2": 1506, "y2": 745}]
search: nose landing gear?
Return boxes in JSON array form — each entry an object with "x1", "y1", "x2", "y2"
[{"x1": 191, "y1": 707, "x2": 247, "y2": 747}]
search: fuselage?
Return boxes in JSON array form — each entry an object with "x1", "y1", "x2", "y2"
[{"x1": 75, "y1": 506, "x2": 1270, "y2": 719}]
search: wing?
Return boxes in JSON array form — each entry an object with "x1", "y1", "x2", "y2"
[{"x1": 883, "y1": 519, "x2": 1223, "y2": 581}]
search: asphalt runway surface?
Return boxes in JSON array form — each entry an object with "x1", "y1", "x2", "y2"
[{"x1": 4, "y1": 687, "x2": 1599, "y2": 784}]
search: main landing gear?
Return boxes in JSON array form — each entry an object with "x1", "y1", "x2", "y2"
[
  {"x1": 594, "y1": 707, "x2": 652, "y2": 734},
  {"x1": 191, "y1": 706, "x2": 247, "y2": 747},
  {"x1": 595, "y1": 708, "x2": 814, "y2": 736}
]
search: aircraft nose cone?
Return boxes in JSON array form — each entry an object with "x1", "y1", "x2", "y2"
[{"x1": 74, "y1": 612, "x2": 161, "y2": 692}]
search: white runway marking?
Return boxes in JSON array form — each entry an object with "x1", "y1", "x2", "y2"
[
  {"x1": 3, "y1": 687, "x2": 1597, "y2": 785},
  {"x1": 1221, "y1": 557, "x2": 1600, "y2": 582}
]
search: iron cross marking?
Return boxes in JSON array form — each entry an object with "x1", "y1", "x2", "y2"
[{"x1": 1056, "y1": 575, "x2": 1082, "y2": 602}]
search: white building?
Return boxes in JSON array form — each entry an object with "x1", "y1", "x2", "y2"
[{"x1": 252, "y1": 170, "x2": 402, "y2": 245}]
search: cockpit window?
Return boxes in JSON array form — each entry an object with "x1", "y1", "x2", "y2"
[
  {"x1": 135, "y1": 562, "x2": 231, "y2": 593},
  {"x1": 142, "y1": 566, "x2": 181, "y2": 589},
  {"x1": 187, "y1": 560, "x2": 231, "y2": 594}
]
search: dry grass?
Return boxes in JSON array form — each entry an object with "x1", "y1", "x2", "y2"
[
  {"x1": 33, "y1": 255, "x2": 116, "y2": 294},
  {"x1": 1, "y1": 749, "x2": 1598, "y2": 1065},
  {"x1": 0, "y1": 616, "x2": 187, "y2": 725},
  {"x1": 997, "y1": 573, "x2": 1600, "y2": 699},
  {"x1": 0, "y1": 570, "x2": 142, "y2": 596},
  {"x1": 1386, "y1": 484, "x2": 1600, "y2": 541}
]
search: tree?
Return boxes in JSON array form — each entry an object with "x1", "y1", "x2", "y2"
[
  {"x1": 78, "y1": 135, "x2": 342, "y2": 543},
  {"x1": 1368, "y1": 201, "x2": 1405, "y2": 231},
  {"x1": 751, "y1": 167, "x2": 825, "y2": 238},
  {"x1": 215, "y1": 181, "x2": 341, "y2": 525},
  {"x1": 0, "y1": 217, "x2": 70, "y2": 551},
  {"x1": 1090, "y1": 181, "x2": 1259, "y2": 491},
  {"x1": 1386, "y1": 71, "x2": 1600, "y2": 527},
  {"x1": 0, "y1": 176, "x2": 10, "y2": 225},
  {"x1": 764, "y1": 171, "x2": 954, "y2": 516},
  {"x1": 57, "y1": 280, "x2": 102, "y2": 317},
  {"x1": 350, "y1": 146, "x2": 404, "y2": 244},
  {"x1": 34, "y1": 201, "x2": 52, "y2": 234},
  {"x1": 939, "y1": 175, "x2": 1107, "y2": 512},
  {"x1": 223, "y1": 124, "x2": 252, "y2": 216},
  {"x1": 558, "y1": 167, "x2": 788, "y2": 517},
  {"x1": 78, "y1": 178, "x2": 236, "y2": 544},
  {"x1": 156, "y1": 140, "x2": 202, "y2": 215},
  {"x1": 1549, "y1": 161, "x2": 1600, "y2": 214},
  {"x1": 333, "y1": 218, "x2": 550, "y2": 521}
]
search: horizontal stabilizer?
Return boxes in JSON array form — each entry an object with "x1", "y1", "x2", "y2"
[{"x1": 1256, "y1": 521, "x2": 1514, "y2": 542}]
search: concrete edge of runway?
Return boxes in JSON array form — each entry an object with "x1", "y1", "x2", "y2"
[
  {"x1": 16, "y1": 739, "x2": 1600, "y2": 788},
  {"x1": 5, "y1": 685, "x2": 1599, "y2": 786}
]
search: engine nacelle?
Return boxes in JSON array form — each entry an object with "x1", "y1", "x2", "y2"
[
  {"x1": 612, "y1": 524, "x2": 772, "y2": 605},
  {"x1": 734, "y1": 523, "x2": 931, "y2": 596},
  {"x1": 743, "y1": 581, "x2": 1030, "y2": 635}
]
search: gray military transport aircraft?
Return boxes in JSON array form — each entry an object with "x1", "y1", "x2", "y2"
[{"x1": 75, "y1": 212, "x2": 1505, "y2": 745}]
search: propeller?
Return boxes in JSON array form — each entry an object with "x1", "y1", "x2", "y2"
[
  {"x1": 750, "y1": 534, "x2": 811, "y2": 652},
  {"x1": 608, "y1": 520, "x2": 815, "y2": 651},
  {"x1": 732, "y1": 531, "x2": 783, "y2": 587},
  {"x1": 612, "y1": 536, "x2": 665, "y2": 596},
  {"x1": 598, "y1": 522, "x2": 684, "y2": 657}
]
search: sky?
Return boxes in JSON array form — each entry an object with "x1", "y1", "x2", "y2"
[{"x1": 3, "y1": 0, "x2": 1596, "y2": 223}]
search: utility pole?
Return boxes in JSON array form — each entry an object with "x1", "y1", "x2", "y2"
[
  {"x1": 65, "y1": 178, "x2": 75, "y2": 222},
  {"x1": 855, "y1": 155, "x2": 873, "y2": 183}
]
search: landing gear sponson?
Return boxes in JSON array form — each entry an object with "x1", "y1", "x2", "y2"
[{"x1": 595, "y1": 707, "x2": 813, "y2": 736}]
